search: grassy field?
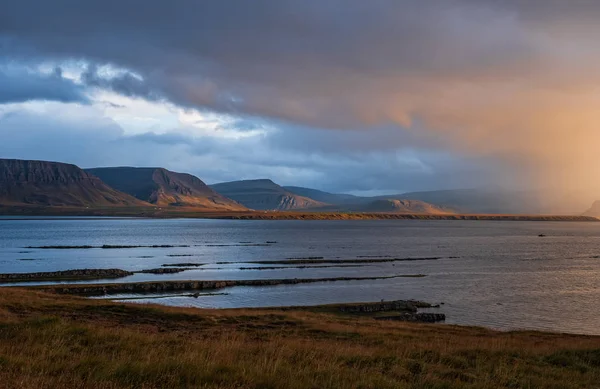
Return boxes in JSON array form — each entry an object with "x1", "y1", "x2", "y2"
[{"x1": 0, "y1": 289, "x2": 599, "y2": 388}]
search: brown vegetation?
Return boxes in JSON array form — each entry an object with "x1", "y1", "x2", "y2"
[
  {"x1": 0, "y1": 288, "x2": 599, "y2": 388},
  {"x1": 1, "y1": 205, "x2": 598, "y2": 221}
]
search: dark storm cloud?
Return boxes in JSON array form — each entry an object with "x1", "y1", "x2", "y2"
[
  {"x1": 80, "y1": 65, "x2": 162, "y2": 101},
  {"x1": 0, "y1": 66, "x2": 89, "y2": 104},
  {"x1": 0, "y1": 0, "x2": 540, "y2": 125},
  {"x1": 2, "y1": 1, "x2": 598, "y2": 129}
]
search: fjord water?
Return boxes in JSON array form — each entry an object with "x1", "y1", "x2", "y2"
[{"x1": 1, "y1": 217, "x2": 600, "y2": 335}]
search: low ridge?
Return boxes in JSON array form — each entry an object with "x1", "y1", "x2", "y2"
[
  {"x1": 87, "y1": 167, "x2": 246, "y2": 210},
  {"x1": 210, "y1": 179, "x2": 326, "y2": 210},
  {"x1": 0, "y1": 159, "x2": 147, "y2": 207},
  {"x1": 582, "y1": 201, "x2": 600, "y2": 217},
  {"x1": 355, "y1": 199, "x2": 454, "y2": 214}
]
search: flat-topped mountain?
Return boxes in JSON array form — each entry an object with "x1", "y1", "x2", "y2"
[
  {"x1": 87, "y1": 167, "x2": 246, "y2": 210},
  {"x1": 210, "y1": 179, "x2": 326, "y2": 210},
  {"x1": 283, "y1": 186, "x2": 362, "y2": 205},
  {"x1": 0, "y1": 159, "x2": 147, "y2": 207}
]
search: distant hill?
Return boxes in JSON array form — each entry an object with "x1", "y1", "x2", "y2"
[
  {"x1": 353, "y1": 199, "x2": 454, "y2": 214},
  {"x1": 0, "y1": 159, "x2": 147, "y2": 207},
  {"x1": 582, "y1": 201, "x2": 600, "y2": 217},
  {"x1": 87, "y1": 167, "x2": 246, "y2": 210},
  {"x1": 371, "y1": 189, "x2": 541, "y2": 214},
  {"x1": 283, "y1": 186, "x2": 362, "y2": 205},
  {"x1": 212, "y1": 180, "x2": 449, "y2": 214},
  {"x1": 210, "y1": 179, "x2": 326, "y2": 210},
  {"x1": 284, "y1": 186, "x2": 541, "y2": 214},
  {"x1": 312, "y1": 199, "x2": 454, "y2": 214}
]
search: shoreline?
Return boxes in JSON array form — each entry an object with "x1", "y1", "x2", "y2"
[{"x1": 0, "y1": 206, "x2": 597, "y2": 221}]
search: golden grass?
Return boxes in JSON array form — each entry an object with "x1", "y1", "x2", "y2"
[
  {"x1": 0, "y1": 288, "x2": 599, "y2": 388},
  {"x1": 0, "y1": 205, "x2": 597, "y2": 221}
]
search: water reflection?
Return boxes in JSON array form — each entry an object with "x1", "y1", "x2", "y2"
[{"x1": 1, "y1": 218, "x2": 600, "y2": 335}]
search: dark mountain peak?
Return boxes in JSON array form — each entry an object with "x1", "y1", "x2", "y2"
[
  {"x1": 243, "y1": 178, "x2": 277, "y2": 184},
  {"x1": 0, "y1": 159, "x2": 146, "y2": 207},
  {"x1": 212, "y1": 179, "x2": 280, "y2": 191},
  {"x1": 1, "y1": 158, "x2": 88, "y2": 183}
]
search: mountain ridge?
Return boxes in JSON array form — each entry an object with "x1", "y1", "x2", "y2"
[
  {"x1": 0, "y1": 159, "x2": 147, "y2": 207},
  {"x1": 87, "y1": 167, "x2": 246, "y2": 210}
]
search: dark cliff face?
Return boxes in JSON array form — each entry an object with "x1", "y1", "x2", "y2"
[
  {"x1": 210, "y1": 179, "x2": 326, "y2": 210},
  {"x1": 87, "y1": 167, "x2": 246, "y2": 210},
  {"x1": 1, "y1": 159, "x2": 90, "y2": 186},
  {"x1": 0, "y1": 159, "x2": 147, "y2": 207}
]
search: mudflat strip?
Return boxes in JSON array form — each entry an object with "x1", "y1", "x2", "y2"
[
  {"x1": 217, "y1": 256, "x2": 444, "y2": 265},
  {"x1": 25, "y1": 244, "x2": 190, "y2": 249},
  {"x1": 29, "y1": 274, "x2": 413, "y2": 296},
  {"x1": 0, "y1": 268, "x2": 133, "y2": 282}
]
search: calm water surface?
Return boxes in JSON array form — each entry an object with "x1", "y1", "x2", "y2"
[{"x1": 1, "y1": 217, "x2": 599, "y2": 335}]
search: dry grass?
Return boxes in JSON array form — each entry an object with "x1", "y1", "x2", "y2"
[
  {"x1": 0, "y1": 288, "x2": 599, "y2": 388},
  {"x1": 0, "y1": 205, "x2": 597, "y2": 221}
]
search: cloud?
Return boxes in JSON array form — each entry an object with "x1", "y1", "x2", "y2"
[
  {"x1": 0, "y1": 65, "x2": 89, "y2": 104},
  {"x1": 0, "y1": 1, "x2": 546, "y2": 120},
  {"x1": 0, "y1": 102, "x2": 502, "y2": 196},
  {"x1": 3, "y1": 1, "x2": 600, "y2": 208}
]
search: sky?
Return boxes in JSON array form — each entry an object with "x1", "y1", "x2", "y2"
[{"x1": 2, "y1": 1, "x2": 600, "y2": 208}]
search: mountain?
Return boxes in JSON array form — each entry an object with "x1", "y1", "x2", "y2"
[
  {"x1": 352, "y1": 199, "x2": 453, "y2": 214},
  {"x1": 210, "y1": 179, "x2": 326, "y2": 210},
  {"x1": 87, "y1": 167, "x2": 246, "y2": 210},
  {"x1": 373, "y1": 189, "x2": 542, "y2": 214},
  {"x1": 313, "y1": 199, "x2": 454, "y2": 214},
  {"x1": 582, "y1": 201, "x2": 600, "y2": 217},
  {"x1": 283, "y1": 186, "x2": 362, "y2": 205},
  {"x1": 0, "y1": 159, "x2": 147, "y2": 207},
  {"x1": 284, "y1": 185, "x2": 541, "y2": 214}
]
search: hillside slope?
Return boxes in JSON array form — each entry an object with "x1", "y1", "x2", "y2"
[
  {"x1": 283, "y1": 186, "x2": 362, "y2": 205},
  {"x1": 311, "y1": 199, "x2": 454, "y2": 214},
  {"x1": 87, "y1": 167, "x2": 246, "y2": 210},
  {"x1": 0, "y1": 159, "x2": 147, "y2": 207},
  {"x1": 211, "y1": 179, "x2": 326, "y2": 210},
  {"x1": 373, "y1": 189, "x2": 541, "y2": 214},
  {"x1": 582, "y1": 201, "x2": 600, "y2": 217},
  {"x1": 352, "y1": 199, "x2": 454, "y2": 214},
  {"x1": 284, "y1": 186, "x2": 533, "y2": 214}
]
